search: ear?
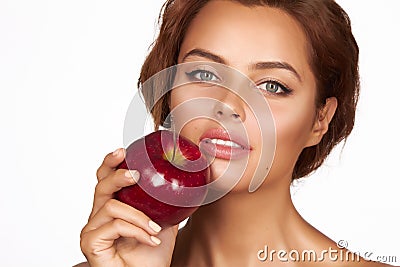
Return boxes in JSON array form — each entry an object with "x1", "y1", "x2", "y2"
[{"x1": 305, "y1": 97, "x2": 338, "y2": 147}]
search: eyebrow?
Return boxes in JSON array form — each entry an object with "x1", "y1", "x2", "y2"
[
  {"x1": 182, "y1": 48, "x2": 226, "y2": 64},
  {"x1": 181, "y1": 48, "x2": 302, "y2": 82},
  {"x1": 252, "y1": 61, "x2": 302, "y2": 82}
]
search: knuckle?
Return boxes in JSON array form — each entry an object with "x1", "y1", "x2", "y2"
[
  {"x1": 80, "y1": 237, "x2": 100, "y2": 257},
  {"x1": 103, "y1": 198, "x2": 117, "y2": 213},
  {"x1": 80, "y1": 225, "x2": 88, "y2": 239},
  {"x1": 95, "y1": 167, "x2": 102, "y2": 180},
  {"x1": 79, "y1": 232, "x2": 92, "y2": 253},
  {"x1": 112, "y1": 218, "x2": 125, "y2": 230},
  {"x1": 94, "y1": 181, "x2": 104, "y2": 195}
]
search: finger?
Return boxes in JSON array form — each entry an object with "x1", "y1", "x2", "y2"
[
  {"x1": 96, "y1": 148, "x2": 126, "y2": 181},
  {"x1": 81, "y1": 218, "x2": 161, "y2": 257},
  {"x1": 156, "y1": 225, "x2": 179, "y2": 243},
  {"x1": 85, "y1": 199, "x2": 162, "y2": 236},
  {"x1": 90, "y1": 169, "x2": 140, "y2": 218}
]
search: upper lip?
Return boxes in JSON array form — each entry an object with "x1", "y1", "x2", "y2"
[{"x1": 199, "y1": 128, "x2": 251, "y2": 150}]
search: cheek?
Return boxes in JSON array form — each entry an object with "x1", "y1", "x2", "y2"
[
  {"x1": 170, "y1": 89, "x2": 211, "y2": 144},
  {"x1": 169, "y1": 89, "x2": 182, "y2": 110},
  {"x1": 271, "y1": 101, "x2": 316, "y2": 168},
  {"x1": 275, "y1": 106, "x2": 313, "y2": 141}
]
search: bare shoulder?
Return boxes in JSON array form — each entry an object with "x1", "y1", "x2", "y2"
[{"x1": 73, "y1": 262, "x2": 89, "y2": 267}]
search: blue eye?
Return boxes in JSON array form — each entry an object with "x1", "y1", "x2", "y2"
[
  {"x1": 257, "y1": 80, "x2": 292, "y2": 95},
  {"x1": 185, "y1": 69, "x2": 220, "y2": 82}
]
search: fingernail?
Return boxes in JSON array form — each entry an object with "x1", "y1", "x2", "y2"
[
  {"x1": 112, "y1": 148, "x2": 120, "y2": 156},
  {"x1": 149, "y1": 220, "x2": 162, "y2": 233},
  {"x1": 150, "y1": 236, "x2": 161, "y2": 245},
  {"x1": 125, "y1": 170, "x2": 140, "y2": 182}
]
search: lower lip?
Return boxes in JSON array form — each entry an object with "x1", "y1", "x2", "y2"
[{"x1": 199, "y1": 139, "x2": 250, "y2": 160}]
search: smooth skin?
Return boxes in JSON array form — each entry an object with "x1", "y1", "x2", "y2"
[{"x1": 77, "y1": 1, "x2": 392, "y2": 266}]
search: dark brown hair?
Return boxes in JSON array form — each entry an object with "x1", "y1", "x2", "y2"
[{"x1": 138, "y1": 0, "x2": 360, "y2": 180}]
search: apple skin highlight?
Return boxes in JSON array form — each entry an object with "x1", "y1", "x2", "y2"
[{"x1": 115, "y1": 130, "x2": 210, "y2": 227}]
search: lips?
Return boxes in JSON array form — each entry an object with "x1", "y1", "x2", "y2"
[{"x1": 199, "y1": 128, "x2": 251, "y2": 160}]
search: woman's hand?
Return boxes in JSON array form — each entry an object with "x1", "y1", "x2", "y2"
[{"x1": 80, "y1": 148, "x2": 179, "y2": 267}]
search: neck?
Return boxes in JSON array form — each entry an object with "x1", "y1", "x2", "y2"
[{"x1": 173, "y1": 177, "x2": 310, "y2": 266}]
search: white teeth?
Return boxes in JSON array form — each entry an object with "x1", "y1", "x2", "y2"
[
  {"x1": 208, "y1": 138, "x2": 242, "y2": 148},
  {"x1": 216, "y1": 139, "x2": 225, "y2": 145}
]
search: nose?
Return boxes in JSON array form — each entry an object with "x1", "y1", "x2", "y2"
[{"x1": 213, "y1": 91, "x2": 246, "y2": 123}]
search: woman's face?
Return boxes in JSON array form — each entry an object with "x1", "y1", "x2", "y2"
[{"x1": 170, "y1": 0, "x2": 326, "y2": 191}]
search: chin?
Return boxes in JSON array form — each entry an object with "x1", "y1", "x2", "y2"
[{"x1": 207, "y1": 158, "x2": 255, "y2": 193}]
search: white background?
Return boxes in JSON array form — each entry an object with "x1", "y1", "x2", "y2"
[{"x1": 0, "y1": 0, "x2": 399, "y2": 266}]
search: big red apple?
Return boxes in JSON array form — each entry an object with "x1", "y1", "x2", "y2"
[{"x1": 115, "y1": 130, "x2": 209, "y2": 227}]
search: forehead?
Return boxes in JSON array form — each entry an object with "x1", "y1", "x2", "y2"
[{"x1": 178, "y1": 0, "x2": 312, "y2": 80}]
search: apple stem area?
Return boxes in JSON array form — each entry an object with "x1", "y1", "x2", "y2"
[{"x1": 163, "y1": 147, "x2": 186, "y2": 166}]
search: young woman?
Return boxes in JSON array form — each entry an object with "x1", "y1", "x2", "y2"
[{"x1": 77, "y1": 0, "x2": 393, "y2": 266}]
